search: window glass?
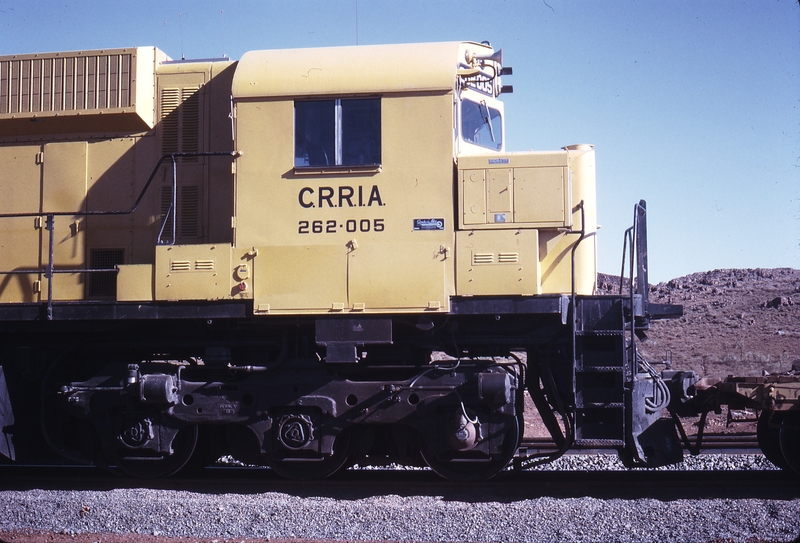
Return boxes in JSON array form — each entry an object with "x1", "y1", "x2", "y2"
[
  {"x1": 295, "y1": 98, "x2": 381, "y2": 167},
  {"x1": 295, "y1": 100, "x2": 335, "y2": 166},
  {"x1": 342, "y1": 99, "x2": 381, "y2": 166},
  {"x1": 461, "y1": 99, "x2": 502, "y2": 151}
]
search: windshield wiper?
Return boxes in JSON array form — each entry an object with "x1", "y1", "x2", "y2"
[{"x1": 480, "y1": 100, "x2": 496, "y2": 142}]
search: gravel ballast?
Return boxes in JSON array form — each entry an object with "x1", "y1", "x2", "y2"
[
  {"x1": 1, "y1": 489, "x2": 798, "y2": 543},
  {"x1": 1, "y1": 455, "x2": 798, "y2": 543}
]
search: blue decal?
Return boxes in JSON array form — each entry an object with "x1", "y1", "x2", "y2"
[{"x1": 413, "y1": 218, "x2": 445, "y2": 231}]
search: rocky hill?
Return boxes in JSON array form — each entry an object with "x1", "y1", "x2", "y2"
[{"x1": 599, "y1": 268, "x2": 800, "y2": 379}]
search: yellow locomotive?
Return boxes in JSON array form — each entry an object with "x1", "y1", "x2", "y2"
[
  {"x1": 0, "y1": 42, "x2": 687, "y2": 479},
  {"x1": 0, "y1": 42, "x2": 594, "y2": 311}
]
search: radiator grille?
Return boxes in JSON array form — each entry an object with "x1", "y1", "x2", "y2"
[{"x1": 0, "y1": 53, "x2": 132, "y2": 115}]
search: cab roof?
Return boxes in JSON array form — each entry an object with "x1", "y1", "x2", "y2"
[{"x1": 231, "y1": 41, "x2": 493, "y2": 99}]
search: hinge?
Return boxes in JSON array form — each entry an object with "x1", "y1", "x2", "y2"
[
  {"x1": 33, "y1": 217, "x2": 43, "y2": 229},
  {"x1": 35, "y1": 152, "x2": 44, "y2": 165},
  {"x1": 231, "y1": 216, "x2": 237, "y2": 229},
  {"x1": 32, "y1": 280, "x2": 41, "y2": 293}
]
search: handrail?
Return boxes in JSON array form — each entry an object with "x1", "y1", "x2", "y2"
[
  {"x1": 619, "y1": 200, "x2": 648, "y2": 319},
  {"x1": 567, "y1": 200, "x2": 587, "y2": 312},
  {"x1": 564, "y1": 200, "x2": 586, "y2": 452},
  {"x1": 518, "y1": 202, "x2": 586, "y2": 469},
  {"x1": 0, "y1": 152, "x2": 237, "y2": 220},
  {"x1": 619, "y1": 204, "x2": 638, "y2": 369},
  {"x1": 0, "y1": 151, "x2": 238, "y2": 320},
  {"x1": 618, "y1": 200, "x2": 651, "y2": 385}
]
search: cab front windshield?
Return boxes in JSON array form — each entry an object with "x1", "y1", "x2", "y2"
[{"x1": 461, "y1": 98, "x2": 502, "y2": 151}]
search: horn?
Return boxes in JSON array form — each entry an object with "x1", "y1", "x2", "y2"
[{"x1": 474, "y1": 48, "x2": 503, "y2": 66}]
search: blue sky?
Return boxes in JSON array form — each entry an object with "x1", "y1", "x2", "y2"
[{"x1": 1, "y1": 0, "x2": 798, "y2": 282}]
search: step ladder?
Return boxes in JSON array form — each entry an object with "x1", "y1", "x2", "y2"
[{"x1": 572, "y1": 296, "x2": 629, "y2": 448}]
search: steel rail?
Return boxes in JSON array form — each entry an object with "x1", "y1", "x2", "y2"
[{"x1": 519, "y1": 434, "x2": 762, "y2": 455}]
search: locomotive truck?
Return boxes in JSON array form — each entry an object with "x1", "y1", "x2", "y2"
[{"x1": 0, "y1": 41, "x2": 796, "y2": 479}]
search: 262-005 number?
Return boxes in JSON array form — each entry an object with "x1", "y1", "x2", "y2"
[{"x1": 298, "y1": 219, "x2": 384, "y2": 234}]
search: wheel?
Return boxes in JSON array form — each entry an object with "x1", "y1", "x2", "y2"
[
  {"x1": 113, "y1": 424, "x2": 199, "y2": 478},
  {"x1": 778, "y1": 411, "x2": 800, "y2": 476},
  {"x1": 40, "y1": 347, "x2": 104, "y2": 466},
  {"x1": 269, "y1": 430, "x2": 352, "y2": 480},
  {"x1": 420, "y1": 414, "x2": 521, "y2": 481},
  {"x1": 757, "y1": 411, "x2": 789, "y2": 470}
]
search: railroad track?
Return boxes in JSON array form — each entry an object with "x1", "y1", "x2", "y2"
[
  {"x1": 520, "y1": 433, "x2": 762, "y2": 455},
  {"x1": 0, "y1": 461, "x2": 796, "y2": 503},
  {"x1": 0, "y1": 433, "x2": 766, "y2": 485}
]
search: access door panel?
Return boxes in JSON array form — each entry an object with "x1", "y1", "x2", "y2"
[{"x1": 42, "y1": 141, "x2": 87, "y2": 300}]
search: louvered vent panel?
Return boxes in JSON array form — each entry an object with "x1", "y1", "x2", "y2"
[
  {"x1": 181, "y1": 87, "x2": 200, "y2": 161},
  {"x1": 159, "y1": 85, "x2": 200, "y2": 159},
  {"x1": 472, "y1": 253, "x2": 494, "y2": 265},
  {"x1": 498, "y1": 253, "x2": 519, "y2": 263},
  {"x1": 160, "y1": 88, "x2": 180, "y2": 155},
  {"x1": 194, "y1": 260, "x2": 215, "y2": 271},
  {"x1": 180, "y1": 185, "x2": 200, "y2": 238},
  {"x1": 159, "y1": 185, "x2": 201, "y2": 241},
  {"x1": 0, "y1": 54, "x2": 133, "y2": 115},
  {"x1": 160, "y1": 185, "x2": 173, "y2": 222},
  {"x1": 171, "y1": 260, "x2": 191, "y2": 272}
]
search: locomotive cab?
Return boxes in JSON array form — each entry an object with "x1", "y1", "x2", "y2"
[{"x1": 221, "y1": 41, "x2": 597, "y2": 316}]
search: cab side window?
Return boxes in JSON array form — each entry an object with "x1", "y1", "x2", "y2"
[
  {"x1": 461, "y1": 98, "x2": 502, "y2": 151},
  {"x1": 295, "y1": 98, "x2": 381, "y2": 167}
]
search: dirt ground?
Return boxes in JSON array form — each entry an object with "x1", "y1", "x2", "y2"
[{"x1": 599, "y1": 268, "x2": 800, "y2": 379}]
